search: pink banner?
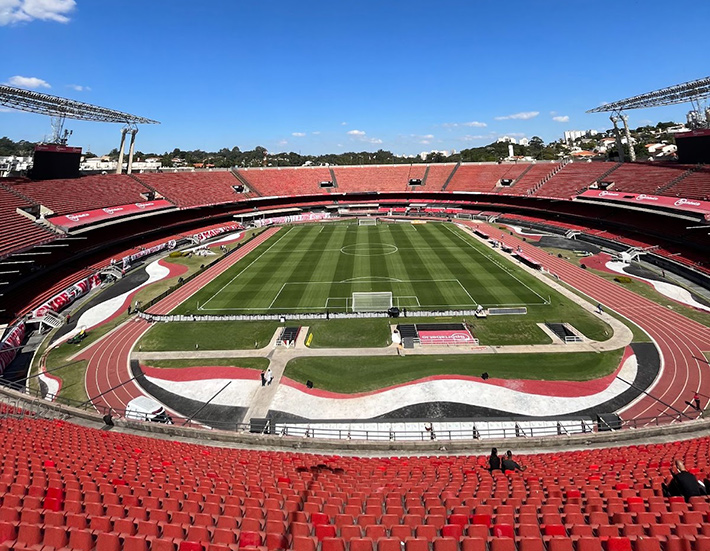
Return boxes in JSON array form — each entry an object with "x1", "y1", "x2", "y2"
[
  {"x1": 254, "y1": 212, "x2": 330, "y2": 227},
  {"x1": 48, "y1": 199, "x2": 174, "y2": 229},
  {"x1": 192, "y1": 224, "x2": 242, "y2": 243},
  {"x1": 419, "y1": 329, "x2": 477, "y2": 345},
  {"x1": 579, "y1": 190, "x2": 710, "y2": 219},
  {"x1": 32, "y1": 273, "x2": 101, "y2": 319},
  {"x1": 0, "y1": 322, "x2": 25, "y2": 375}
]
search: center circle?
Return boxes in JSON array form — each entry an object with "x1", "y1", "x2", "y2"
[{"x1": 340, "y1": 243, "x2": 399, "y2": 256}]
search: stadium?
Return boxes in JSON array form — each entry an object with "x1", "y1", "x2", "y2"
[{"x1": 2, "y1": 2, "x2": 710, "y2": 548}]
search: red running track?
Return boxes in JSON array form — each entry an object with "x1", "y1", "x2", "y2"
[
  {"x1": 79, "y1": 227, "x2": 281, "y2": 417},
  {"x1": 473, "y1": 221, "x2": 710, "y2": 424}
]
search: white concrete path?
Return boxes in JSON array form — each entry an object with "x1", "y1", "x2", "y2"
[{"x1": 606, "y1": 260, "x2": 710, "y2": 313}]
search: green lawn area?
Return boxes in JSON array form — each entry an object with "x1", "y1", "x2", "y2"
[
  {"x1": 41, "y1": 351, "x2": 90, "y2": 405},
  {"x1": 284, "y1": 348, "x2": 624, "y2": 394},
  {"x1": 138, "y1": 320, "x2": 278, "y2": 351},
  {"x1": 305, "y1": 318, "x2": 392, "y2": 348},
  {"x1": 143, "y1": 358, "x2": 269, "y2": 370}
]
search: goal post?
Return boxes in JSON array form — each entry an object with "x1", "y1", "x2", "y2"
[
  {"x1": 351, "y1": 291, "x2": 393, "y2": 312},
  {"x1": 358, "y1": 218, "x2": 377, "y2": 226}
]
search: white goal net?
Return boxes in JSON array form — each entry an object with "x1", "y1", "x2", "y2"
[
  {"x1": 352, "y1": 291, "x2": 393, "y2": 312},
  {"x1": 358, "y1": 218, "x2": 377, "y2": 226}
]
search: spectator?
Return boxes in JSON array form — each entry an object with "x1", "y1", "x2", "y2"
[
  {"x1": 501, "y1": 450, "x2": 526, "y2": 472},
  {"x1": 488, "y1": 448, "x2": 501, "y2": 472},
  {"x1": 663, "y1": 460, "x2": 705, "y2": 501}
]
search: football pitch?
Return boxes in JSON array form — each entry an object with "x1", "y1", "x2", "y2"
[{"x1": 177, "y1": 221, "x2": 552, "y2": 315}]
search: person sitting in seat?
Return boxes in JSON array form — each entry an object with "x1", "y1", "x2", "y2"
[
  {"x1": 663, "y1": 460, "x2": 705, "y2": 501},
  {"x1": 488, "y1": 447, "x2": 501, "y2": 472},
  {"x1": 501, "y1": 450, "x2": 526, "y2": 472}
]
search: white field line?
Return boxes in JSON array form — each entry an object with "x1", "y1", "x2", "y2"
[
  {"x1": 268, "y1": 283, "x2": 287, "y2": 309},
  {"x1": 445, "y1": 224, "x2": 548, "y2": 304},
  {"x1": 199, "y1": 227, "x2": 294, "y2": 310},
  {"x1": 454, "y1": 279, "x2": 478, "y2": 306},
  {"x1": 199, "y1": 301, "x2": 530, "y2": 312}
]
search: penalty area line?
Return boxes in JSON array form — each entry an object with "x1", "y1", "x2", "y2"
[
  {"x1": 199, "y1": 227, "x2": 294, "y2": 310},
  {"x1": 445, "y1": 224, "x2": 549, "y2": 304}
]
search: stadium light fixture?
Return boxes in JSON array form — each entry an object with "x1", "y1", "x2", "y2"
[
  {"x1": 0, "y1": 85, "x2": 159, "y2": 124},
  {"x1": 587, "y1": 76, "x2": 710, "y2": 112}
]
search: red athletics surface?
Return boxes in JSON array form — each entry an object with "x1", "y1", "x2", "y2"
[
  {"x1": 463, "y1": 220, "x2": 710, "y2": 423},
  {"x1": 79, "y1": 227, "x2": 280, "y2": 419},
  {"x1": 141, "y1": 365, "x2": 261, "y2": 381},
  {"x1": 277, "y1": 346, "x2": 634, "y2": 400}
]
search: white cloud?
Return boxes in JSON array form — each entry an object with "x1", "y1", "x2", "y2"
[
  {"x1": 6, "y1": 75, "x2": 51, "y2": 89},
  {"x1": 291, "y1": 132, "x2": 306, "y2": 137},
  {"x1": 461, "y1": 135, "x2": 487, "y2": 141},
  {"x1": 345, "y1": 129, "x2": 382, "y2": 145},
  {"x1": 419, "y1": 140, "x2": 430, "y2": 145},
  {"x1": 443, "y1": 121, "x2": 487, "y2": 128},
  {"x1": 68, "y1": 83, "x2": 90, "y2": 92},
  {"x1": 494, "y1": 111, "x2": 539, "y2": 121},
  {"x1": 0, "y1": 107, "x2": 12, "y2": 113},
  {"x1": 0, "y1": 0, "x2": 76, "y2": 25},
  {"x1": 276, "y1": 139, "x2": 288, "y2": 146},
  {"x1": 341, "y1": 122, "x2": 347, "y2": 126},
  {"x1": 312, "y1": 131, "x2": 321, "y2": 135},
  {"x1": 552, "y1": 115, "x2": 569, "y2": 123}
]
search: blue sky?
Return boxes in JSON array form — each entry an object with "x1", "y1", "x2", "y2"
[{"x1": 1, "y1": 0, "x2": 709, "y2": 156}]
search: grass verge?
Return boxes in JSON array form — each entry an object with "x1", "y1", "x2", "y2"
[
  {"x1": 306, "y1": 319, "x2": 392, "y2": 348},
  {"x1": 139, "y1": 321, "x2": 278, "y2": 351},
  {"x1": 284, "y1": 348, "x2": 625, "y2": 394},
  {"x1": 143, "y1": 358, "x2": 269, "y2": 370}
]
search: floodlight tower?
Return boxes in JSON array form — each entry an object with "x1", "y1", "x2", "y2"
[
  {"x1": 50, "y1": 115, "x2": 73, "y2": 145},
  {"x1": 115, "y1": 123, "x2": 139, "y2": 174}
]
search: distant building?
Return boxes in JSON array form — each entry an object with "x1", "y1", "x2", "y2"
[
  {"x1": 496, "y1": 136, "x2": 517, "y2": 144},
  {"x1": 418, "y1": 149, "x2": 451, "y2": 160},
  {"x1": 564, "y1": 130, "x2": 594, "y2": 143},
  {"x1": 645, "y1": 143, "x2": 677, "y2": 158},
  {"x1": 0, "y1": 155, "x2": 32, "y2": 176}
]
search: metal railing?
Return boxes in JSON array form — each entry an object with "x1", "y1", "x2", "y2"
[{"x1": 1, "y1": 376, "x2": 699, "y2": 443}]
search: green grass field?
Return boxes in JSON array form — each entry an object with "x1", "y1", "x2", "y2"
[
  {"x1": 174, "y1": 222, "x2": 553, "y2": 315},
  {"x1": 284, "y1": 349, "x2": 624, "y2": 393}
]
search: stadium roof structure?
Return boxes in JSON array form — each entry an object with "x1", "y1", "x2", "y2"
[
  {"x1": 0, "y1": 85, "x2": 159, "y2": 124},
  {"x1": 587, "y1": 76, "x2": 710, "y2": 113}
]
